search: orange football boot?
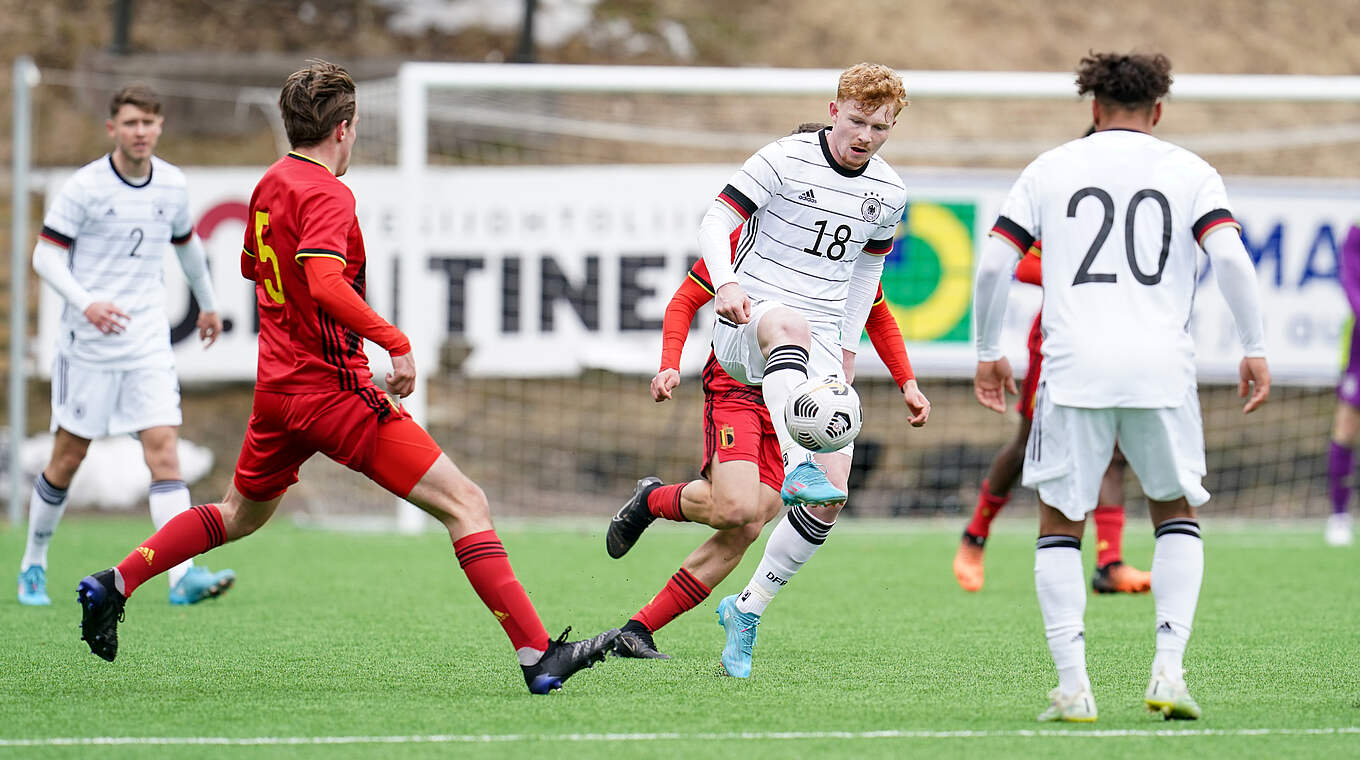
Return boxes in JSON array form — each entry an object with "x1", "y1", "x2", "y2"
[
  {"x1": 1091, "y1": 561, "x2": 1152, "y2": 594},
  {"x1": 952, "y1": 535, "x2": 986, "y2": 592}
]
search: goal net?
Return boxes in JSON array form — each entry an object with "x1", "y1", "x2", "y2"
[{"x1": 314, "y1": 64, "x2": 1360, "y2": 526}]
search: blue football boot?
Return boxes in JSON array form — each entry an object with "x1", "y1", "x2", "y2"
[
  {"x1": 18, "y1": 565, "x2": 51, "y2": 606},
  {"x1": 716, "y1": 594, "x2": 760, "y2": 678},
  {"x1": 779, "y1": 461, "x2": 846, "y2": 507},
  {"x1": 168, "y1": 566, "x2": 236, "y2": 605}
]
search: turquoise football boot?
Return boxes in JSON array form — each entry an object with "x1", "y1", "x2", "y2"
[
  {"x1": 716, "y1": 594, "x2": 760, "y2": 678},
  {"x1": 18, "y1": 565, "x2": 51, "y2": 606},
  {"x1": 779, "y1": 461, "x2": 846, "y2": 506},
  {"x1": 169, "y1": 566, "x2": 236, "y2": 605}
]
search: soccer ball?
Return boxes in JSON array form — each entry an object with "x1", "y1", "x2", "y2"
[{"x1": 784, "y1": 376, "x2": 862, "y2": 453}]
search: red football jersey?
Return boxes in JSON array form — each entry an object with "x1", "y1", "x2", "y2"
[{"x1": 242, "y1": 152, "x2": 375, "y2": 394}]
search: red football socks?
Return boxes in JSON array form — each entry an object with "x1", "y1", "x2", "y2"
[
  {"x1": 1093, "y1": 505, "x2": 1125, "y2": 567},
  {"x1": 965, "y1": 480, "x2": 1010, "y2": 539},
  {"x1": 646, "y1": 483, "x2": 688, "y2": 522},
  {"x1": 115, "y1": 504, "x2": 226, "y2": 597},
  {"x1": 453, "y1": 530, "x2": 551, "y2": 656},
  {"x1": 632, "y1": 567, "x2": 712, "y2": 632}
]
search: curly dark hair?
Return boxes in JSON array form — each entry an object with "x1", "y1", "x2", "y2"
[{"x1": 1075, "y1": 52, "x2": 1173, "y2": 110}]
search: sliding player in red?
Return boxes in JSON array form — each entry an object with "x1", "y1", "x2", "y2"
[
  {"x1": 953, "y1": 242, "x2": 1151, "y2": 594},
  {"x1": 607, "y1": 135, "x2": 928, "y2": 658},
  {"x1": 76, "y1": 60, "x2": 618, "y2": 694}
]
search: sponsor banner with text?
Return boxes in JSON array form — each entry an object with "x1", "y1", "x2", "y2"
[{"x1": 37, "y1": 167, "x2": 1359, "y2": 384}]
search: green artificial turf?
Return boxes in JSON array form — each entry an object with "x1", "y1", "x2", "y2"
[{"x1": 1, "y1": 517, "x2": 1355, "y2": 759}]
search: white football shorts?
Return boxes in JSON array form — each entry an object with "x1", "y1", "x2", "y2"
[
  {"x1": 712, "y1": 298, "x2": 853, "y2": 459},
  {"x1": 1022, "y1": 381, "x2": 1209, "y2": 521},
  {"x1": 50, "y1": 354, "x2": 183, "y2": 439}
]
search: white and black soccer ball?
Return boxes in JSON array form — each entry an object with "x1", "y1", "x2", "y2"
[{"x1": 784, "y1": 376, "x2": 862, "y2": 453}]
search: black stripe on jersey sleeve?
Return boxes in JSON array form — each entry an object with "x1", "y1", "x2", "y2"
[
  {"x1": 688, "y1": 268, "x2": 715, "y2": 295},
  {"x1": 170, "y1": 229, "x2": 193, "y2": 245},
  {"x1": 1192, "y1": 209, "x2": 1240, "y2": 246},
  {"x1": 990, "y1": 216, "x2": 1036, "y2": 254},
  {"x1": 39, "y1": 225, "x2": 74, "y2": 248},
  {"x1": 863, "y1": 237, "x2": 895, "y2": 255},
  {"x1": 296, "y1": 247, "x2": 346, "y2": 262},
  {"x1": 717, "y1": 185, "x2": 757, "y2": 219}
]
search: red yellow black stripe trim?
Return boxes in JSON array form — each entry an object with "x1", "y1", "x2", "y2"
[
  {"x1": 717, "y1": 184, "x2": 756, "y2": 220},
  {"x1": 296, "y1": 248, "x2": 345, "y2": 263},
  {"x1": 688, "y1": 269, "x2": 715, "y2": 295},
  {"x1": 241, "y1": 247, "x2": 256, "y2": 258},
  {"x1": 287, "y1": 151, "x2": 331, "y2": 171},
  {"x1": 1193, "y1": 209, "x2": 1240, "y2": 247},
  {"x1": 863, "y1": 237, "x2": 894, "y2": 255},
  {"x1": 39, "y1": 225, "x2": 73, "y2": 248},
  {"x1": 991, "y1": 216, "x2": 1036, "y2": 255}
]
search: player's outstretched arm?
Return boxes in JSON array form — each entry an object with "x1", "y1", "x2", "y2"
[
  {"x1": 1202, "y1": 227, "x2": 1269, "y2": 413},
  {"x1": 301, "y1": 256, "x2": 414, "y2": 394},
  {"x1": 174, "y1": 235, "x2": 222, "y2": 347},
  {"x1": 699, "y1": 200, "x2": 750, "y2": 323},
  {"x1": 972, "y1": 235, "x2": 1022, "y2": 412},
  {"x1": 32, "y1": 238, "x2": 129, "y2": 334},
  {"x1": 864, "y1": 286, "x2": 929, "y2": 425},
  {"x1": 653, "y1": 269, "x2": 715, "y2": 402}
]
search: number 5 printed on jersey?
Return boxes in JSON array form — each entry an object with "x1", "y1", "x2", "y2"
[{"x1": 254, "y1": 210, "x2": 286, "y2": 304}]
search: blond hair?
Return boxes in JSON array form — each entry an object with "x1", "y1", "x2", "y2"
[{"x1": 836, "y1": 63, "x2": 909, "y2": 115}]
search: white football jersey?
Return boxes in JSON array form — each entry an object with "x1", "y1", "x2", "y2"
[
  {"x1": 717, "y1": 129, "x2": 907, "y2": 337},
  {"x1": 992, "y1": 130, "x2": 1239, "y2": 408},
  {"x1": 40, "y1": 155, "x2": 194, "y2": 367}
]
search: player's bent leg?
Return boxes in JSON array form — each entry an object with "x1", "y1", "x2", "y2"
[
  {"x1": 19, "y1": 429, "x2": 90, "y2": 605},
  {"x1": 393, "y1": 432, "x2": 617, "y2": 692},
  {"x1": 78, "y1": 487, "x2": 269, "y2": 661},
  {"x1": 615, "y1": 478, "x2": 777, "y2": 659},
  {"x1": 1326, "y1": 402, "x2": 1360, "y2": 546},
  {"x1": 140, "y1": 424, "x2": 233, "y2": 602},
  {"x1": 957, "y1": 416, "x2": 1031, "y2": 589},
  {"x1": 1144, "y1": 497, "x2": 1204, "y2": 719},
  {"x1": 1091, "y1": 451, "x2": 1151, "y2": 594}
]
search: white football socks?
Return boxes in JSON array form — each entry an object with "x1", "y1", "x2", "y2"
[
  {"x1": 734, "y1": 504, "x2": 833, "y2": 616},
  {"x1": 21, "y1": 474, "x2": 69, "y2": 570},
  {"x1": 1035, "y1": 535, "x2": 1090, "y2": 695},
  {"x1": 760, "y1": 344, "x2": 816, "y2": 477},
  {"x1": 1151, "y1": 519, "x2": 1203, "y2": 679},
  {"x1": 150, "y1": 479, "x2": 195, "y2": 589}
]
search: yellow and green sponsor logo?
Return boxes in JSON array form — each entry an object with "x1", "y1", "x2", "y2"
[{"x1": 880, "y1": 201, "x2": 976, "y2": 343}]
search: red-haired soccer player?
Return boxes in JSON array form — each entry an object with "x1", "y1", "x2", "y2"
[
  {"x1": 952, "y1": 238, "x2": 1151, "y2": 594},
  {"x1": 75, "y1": 60, "x2": 618, "y2": 694},
  {"x1": 607, "y1": 147, "x2": 928, "y2": 659}
]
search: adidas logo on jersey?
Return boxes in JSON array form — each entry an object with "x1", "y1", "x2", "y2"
[
  {"x1": 105, "y1": 207, "x2": 117, "y2": 216},
  {"x1": 797, "y1": 188, "x2": 817, "y2": 204}
]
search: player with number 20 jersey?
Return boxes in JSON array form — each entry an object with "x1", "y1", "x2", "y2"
[{"x1": 973, "y1": 52, "x2": 1269, "y2": 724}]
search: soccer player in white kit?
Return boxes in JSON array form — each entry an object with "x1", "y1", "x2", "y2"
[
  {"x1": 972, "y1": 53, "x2": 1271, "y2": 722},
  {"x1": 697, "y1": 63, "x2": 920, "y2": 677},
  {"x1": 17, "y1": 85, "x2": 236, "y2": 607}
]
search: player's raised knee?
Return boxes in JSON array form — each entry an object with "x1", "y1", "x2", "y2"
[{"x1": 709, "y1": 491, "x2": 761, "y2": 530}]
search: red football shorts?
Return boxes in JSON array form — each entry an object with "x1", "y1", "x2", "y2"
[
  {"x1": 1018, "y1": 311, "x2": 1044, "y2": 421},
  {"x1": 700, "y1": 357, "x2": 782, "y2": 492},
  {"x1": 233, "y1": 387, "x2": 442, "y2": 502}
]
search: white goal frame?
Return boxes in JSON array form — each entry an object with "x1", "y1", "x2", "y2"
[{"x1": 386, "y1": 62, "x2": 1360, "y2": 531}]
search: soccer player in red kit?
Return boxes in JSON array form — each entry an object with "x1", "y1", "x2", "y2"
[{"x1": 76, "y1": 60, "x2": 618, "y2": 694}]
